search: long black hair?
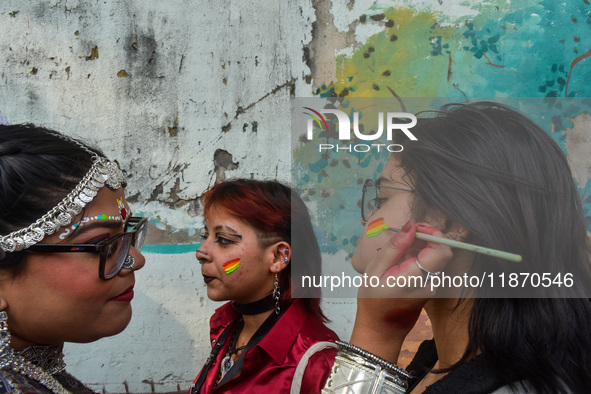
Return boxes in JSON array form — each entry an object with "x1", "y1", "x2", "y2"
[
  {"x1": 0, "y1": 123, "x2": 104, "y2": 274},
  {"x1": 399, "y1": 102, "x2": 591, "y2": 393}
]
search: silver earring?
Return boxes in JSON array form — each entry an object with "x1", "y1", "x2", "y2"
[
  {"x1": 122, "y1": 256, "x2": 135, "y2": 270},
  {"x1": 284, "y1": 250, "x2": 289, "y2": 263},
  {"x1": 0, "y1": 311, "x2": 13, "y2": 367},
  {"x1": 273, "y1": 273, "x2": 281, "y2": 315},
  {"x1": 449, "y1": 229, "x2": 463, "y2": 240}
]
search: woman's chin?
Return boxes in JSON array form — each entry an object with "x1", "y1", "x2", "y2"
[
  {"x1": 71, "y1": 318, "x2": 133, "y2": 343},
  {"x1": 350, "y1": 251, "x2": 366, "y2": 274},
  {"x1": 206, "y1": 289, "x2": 229, "y2": 303}
]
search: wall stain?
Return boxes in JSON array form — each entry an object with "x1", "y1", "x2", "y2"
[
  {"x1": 124, "y1": 28, "x2": 161, "y2": 78},
  {"x1": 85, "y1": 46, "x2": 99, "y2": 61},
  {"x1": 369, "y1": 13, "x2": 385, "y2": 22},
  {"x1": 168, "y1": 117, "x2": 179, "y2": 137}
]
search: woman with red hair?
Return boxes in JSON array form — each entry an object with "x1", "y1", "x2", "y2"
[{"x1": 190, "y1": 179, "x2": 338, "y2": 393}]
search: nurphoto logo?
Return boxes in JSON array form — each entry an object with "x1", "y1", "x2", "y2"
[{"x1": 302, "y1": 107, "x2": 417, "y2": 152}]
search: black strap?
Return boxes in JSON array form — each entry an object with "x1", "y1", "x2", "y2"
[
  {"x1": 190, "y1": 320, "x2": 237, "y2": 394},
  {"x1": 216, "y1": 304, "x2": 287, "y2": 387}
]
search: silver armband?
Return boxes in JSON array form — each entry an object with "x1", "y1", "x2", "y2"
[{"x1": 322, "y1": 341, "x2": 411, "y2": 394}]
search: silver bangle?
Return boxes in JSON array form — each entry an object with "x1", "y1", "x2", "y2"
[
  {"x1": 322, "y1": 341, "x2": 411, "y2": 394},
  {"x1": 336, "y1": 341, "x2": 412, "y2": 379}
]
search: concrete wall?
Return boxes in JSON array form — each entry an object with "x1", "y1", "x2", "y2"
[{"x1": 1, "y1": 0, "x2": 590, "y2": 392}]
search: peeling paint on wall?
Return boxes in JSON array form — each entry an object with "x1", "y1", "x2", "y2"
[
  {"x1": 213, "y1": 149, "x2": 239, "y2": 183},
  {"x1": 305, "y1": 0, "x2": 360, "y2": 89}
]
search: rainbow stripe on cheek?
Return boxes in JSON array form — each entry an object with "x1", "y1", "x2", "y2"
[
  {"x1": 223, "y1": 258, "x2": 241, "y2": 274},
  {"x1": 366, "y1": 218, "x2": 389, "y2": 237}
]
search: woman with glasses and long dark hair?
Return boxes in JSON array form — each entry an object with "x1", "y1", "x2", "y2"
[
  {"x1": 191, "y1": 179, "x2": 338, "y2": 394},
  {"x1": 0, "y1": 123, "x2": 147, "y2": 393},
  {"x1": 322, "y1": 102, "x2": 591, "y2": 394}
]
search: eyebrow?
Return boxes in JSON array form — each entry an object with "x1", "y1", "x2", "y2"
[
  {"x1": 377, "y1": 177, "x2": 395, "y2": 186},
  {"x1": 62, "y1": 219, "x2": 127, "y2": 243},
  {"x1": 212, "y1": 225, "x2": 242, "y2": 238},
  {"x1": 377, "y1": 177, "x2": 411, "y2": 188}
]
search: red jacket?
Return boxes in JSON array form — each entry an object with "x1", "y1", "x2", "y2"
[{"x1": 191, "y1": 300, "x2": 338, "y2": 393}]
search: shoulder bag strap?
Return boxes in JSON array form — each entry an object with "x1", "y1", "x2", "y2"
[{"x1": 290, "y1": 341, "x2": 338, "y2": 394}]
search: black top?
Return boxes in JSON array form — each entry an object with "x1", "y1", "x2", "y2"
[{"x1": 405, "y1": 339, "x2": 524, "y2": 394}]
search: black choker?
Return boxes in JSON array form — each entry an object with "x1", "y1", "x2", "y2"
[{"x1": 232, "y1": 294, "x2": 275, "y2": 315}]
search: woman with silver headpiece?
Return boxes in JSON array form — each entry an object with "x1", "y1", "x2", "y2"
[{"x1": 0, "y1": 124, "x2": 147, "y2": 393}]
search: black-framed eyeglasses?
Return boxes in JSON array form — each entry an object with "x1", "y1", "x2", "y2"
[
  {"x1": 27, "y1": 216, "x2": 148, "y2": 280},
  {"x1": 361, "y1": 179, "x2": 414, "y2": 222}
]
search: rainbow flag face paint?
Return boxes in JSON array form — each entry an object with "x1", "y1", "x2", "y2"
[
  {"x1": 366, "y1": 218, "x2": 389, "y2": 237},
  {"x1": 223, "y1": 258, "x2": 241, "y2": 274}
]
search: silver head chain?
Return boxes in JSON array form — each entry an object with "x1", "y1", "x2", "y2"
[{"x1": 0, "y1": 134, "x2": 126, "y2": 258}]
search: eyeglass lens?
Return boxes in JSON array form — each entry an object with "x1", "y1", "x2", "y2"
[
  {"x1": 362, "y1": 181, "x2": 378, "y2": 222},
  {"x1": 104, "y1": 235, "x2": 132, "y2": 279},
  {"x1": 133, "y1": 219, "x2": 147, "y2": 251},
  {"x1": 104, "y1": 218, "x2": 148, "y2": 279}
]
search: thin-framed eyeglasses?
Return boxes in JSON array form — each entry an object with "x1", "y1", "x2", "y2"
[
  {"x1": 27, "y1": 216, "x2": 148, "y2": 280},
  {"x1": 361, "y1": 179, "x2": 414, "y2": 222}
]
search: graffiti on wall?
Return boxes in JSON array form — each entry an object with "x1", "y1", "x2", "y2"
[{"x1": 295, "y1": 1, "x2": 591, "y2": 257}]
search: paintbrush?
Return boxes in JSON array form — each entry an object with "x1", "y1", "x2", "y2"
[{"x1": 367, "y1": 218, "x2": 522, "y2": 262}]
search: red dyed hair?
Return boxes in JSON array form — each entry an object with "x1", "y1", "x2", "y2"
[{"x1": 201, "y1": 179, "x2": 326, "y2": 321}]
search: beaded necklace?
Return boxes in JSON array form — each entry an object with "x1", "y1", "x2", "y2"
[
  {"x1": 0, "y1": 313, "x2": 72, "y2": 394},
  {"x1": 0, "y1": 346, "x2": 71, "y2": 394}
]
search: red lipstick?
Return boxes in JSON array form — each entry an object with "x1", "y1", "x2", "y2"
[{"x1": 111, "y1": 285, "x2": 134, "y2": 302}]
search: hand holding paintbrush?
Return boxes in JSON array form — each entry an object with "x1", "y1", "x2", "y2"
[{"x1": 366, "y1": 218, "x2": 522, "y2": 262}]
